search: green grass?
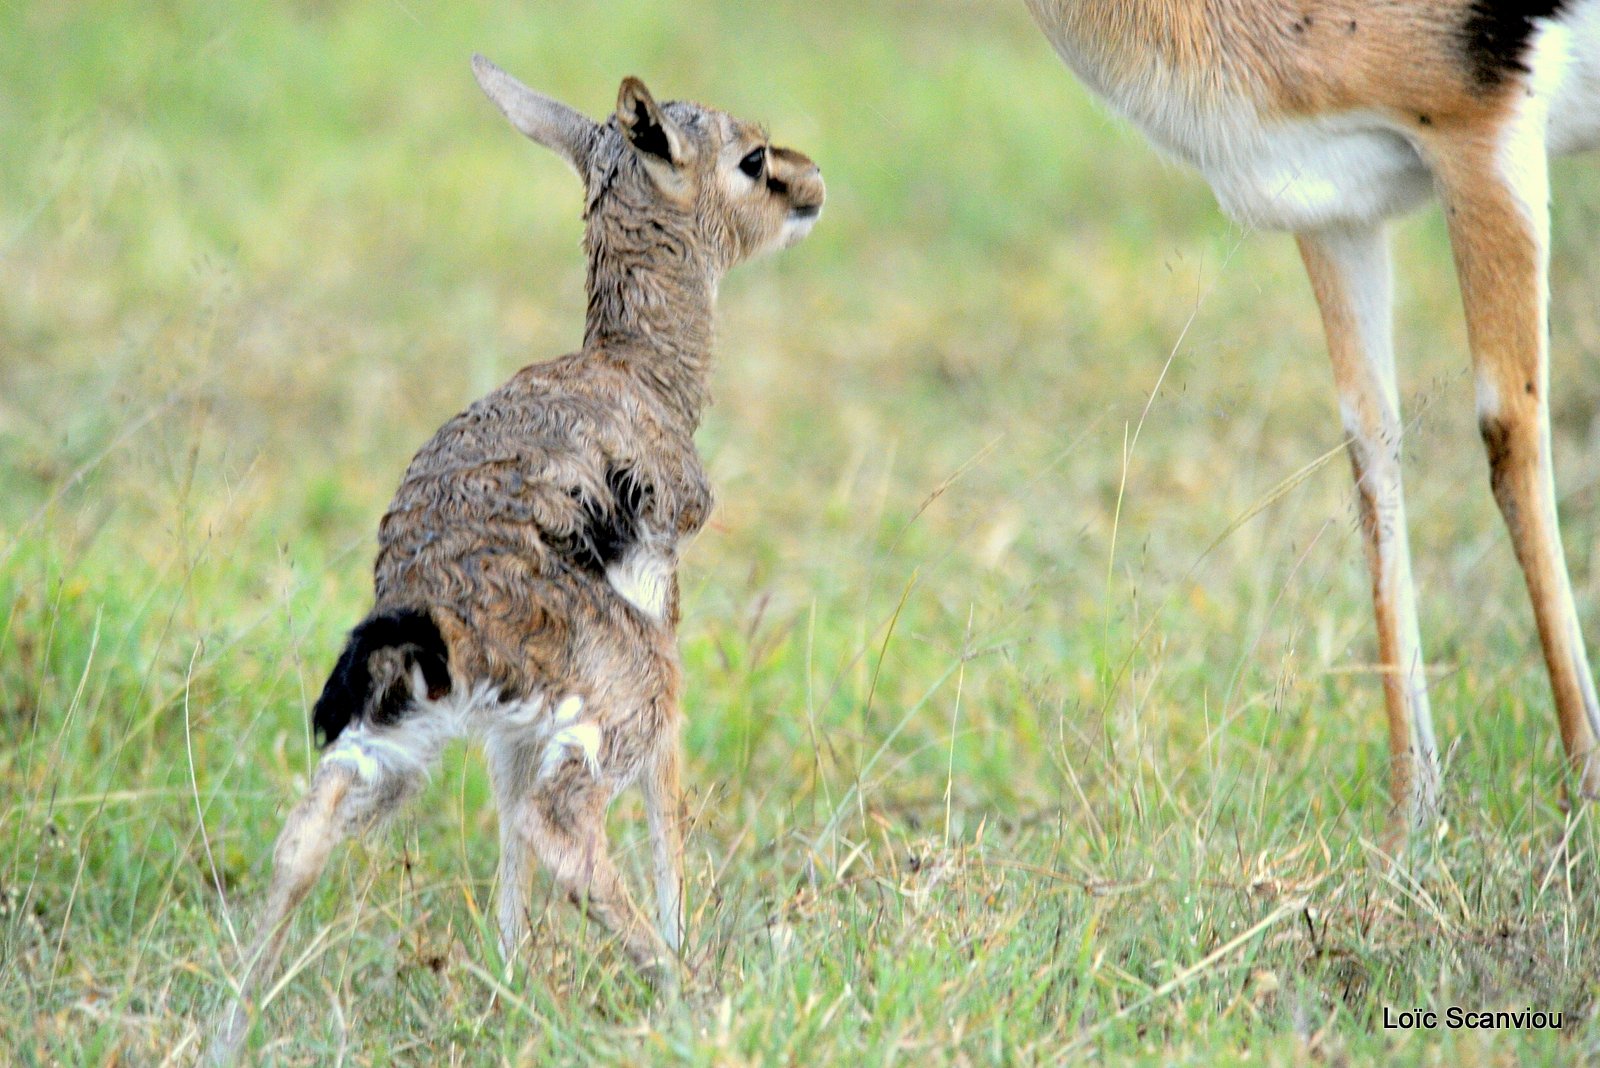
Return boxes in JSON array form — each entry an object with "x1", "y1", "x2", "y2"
[{"x1": 4, "y1": 1, "x2": 1600, "y2": 1063}]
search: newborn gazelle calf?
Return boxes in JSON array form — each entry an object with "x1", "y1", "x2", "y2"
[{"x1": 214, "y1": 56, "x2": 822, "y2": 1056}]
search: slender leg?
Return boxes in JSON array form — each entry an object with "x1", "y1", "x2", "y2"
[
  {"x1": 487, "y1": 739, "x2": 536, "y2": 968},
  {"x1": 517, "y1": 776, "x2": 669, "y2": 975},
  {"x1": 641, "y1": 729, "x2": 686, "y2": 955},
  {"x1": 495, "y1": 797, "x2": 536, "y2": 969},
  {"x1": 211, "y1": 763, "x2": 359, "y2": 1064},
  {"x1": 1429, "y1": 127, "x2": 1600, "y2": 801},
  {"x1": 1297, "y1": 224, "x2": 1441, "y2": 829},
  {"x1": 209, "y1": 728, "x2": 439, "y2": 1065}
]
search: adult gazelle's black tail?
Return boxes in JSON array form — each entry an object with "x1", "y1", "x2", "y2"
[{"x1": 312, "y1": 608, "x2": 452, "y2": 744}]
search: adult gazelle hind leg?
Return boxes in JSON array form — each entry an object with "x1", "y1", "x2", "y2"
[
  {"x1": 210, "y1": 725, "x2": 443, "y2": 1064},
  {"x1": 1428, "y1": 122, "x2": 1600, "y2": 802},
  {"x1": 1297, "y1": 224, "x2": 1441, "y2": 833}
]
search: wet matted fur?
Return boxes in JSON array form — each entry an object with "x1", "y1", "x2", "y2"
[{"x1": 210, "y1": 57, "x2": 823, "y2": 1062}]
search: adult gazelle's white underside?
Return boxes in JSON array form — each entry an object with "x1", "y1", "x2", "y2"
[
  {"x1": 1025, "y1": 0, "x2": 1600, "y2": 830},
  {"x1": 1035, "y1": 4, "x2": 1600, "y2": 234}
]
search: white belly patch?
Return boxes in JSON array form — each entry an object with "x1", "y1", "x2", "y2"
[
  {"x1": 1041, "y1": 37, "x2": 1435, "y2": 233},
  {"x1": 606, "y1": 549, "x2": 673, "y2": 621},
  {"x1": 1200, "y1": 111, "x2": 1434, "y2": 233}
]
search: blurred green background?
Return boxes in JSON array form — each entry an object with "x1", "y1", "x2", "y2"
[{"x1": 4, "y1": 1, "x2": 1599, "y2": 1063}]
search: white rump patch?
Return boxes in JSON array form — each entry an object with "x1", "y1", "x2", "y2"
[
  {"x1": 1545, "y1": 6, "x2": 1600, "y2": 155},
  {"x1": 324, "y1": 726, "x2": 444, "y2": 783},
  {"x1": 606, "y1": 550, "x2": 672, "y2": 621},
  {"x1": 322, "y1": 681, "x2": 495, "y2": 784},
  {"x1": 324, "y1": 735, "x2": 383, "y2": 781}
]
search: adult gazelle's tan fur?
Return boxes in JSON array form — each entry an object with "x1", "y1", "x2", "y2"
[
  {"x1": 1026, "y1": 0, "x2": 1600, "y2": 826},
  {"x1": 209, "y1": 57, "x2": 822, "y2": 1061}
]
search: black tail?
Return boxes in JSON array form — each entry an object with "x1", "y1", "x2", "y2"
[{"x1": 312, "y1": 608, "x2": 452, "y2": 745}]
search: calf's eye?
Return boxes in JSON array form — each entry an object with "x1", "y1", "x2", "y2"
[{"x1": 738, "y1": 147, "x2": 765, "y2": 179}]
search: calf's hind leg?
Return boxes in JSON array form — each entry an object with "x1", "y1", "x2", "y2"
[
  {"x1": 641, "y1": 730, "x2": 686, "y2": 955},
  {"x1": 210, "y1": 729, "x2": 440, "y2": 1064},
  {"x1": 513, "y1": 773, "x2": 670, "y2": 977}
]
